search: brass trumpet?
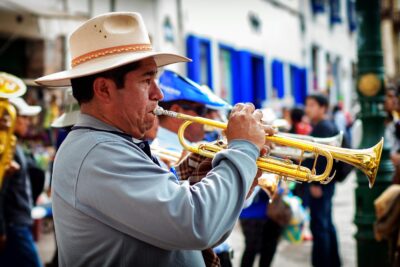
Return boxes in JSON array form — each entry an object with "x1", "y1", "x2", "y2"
[
  {"x1": 270, "y1": 132, "x2": 344, "y2": 159},
  {"x1": 0, "y1": 72, "x2": 27, "y2": 189},
  {"x1": 154, "y1": 107, "x2": 383, "y2": 189}
]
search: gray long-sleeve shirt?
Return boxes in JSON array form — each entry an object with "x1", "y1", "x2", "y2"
[{"x1": 52, "y1": 114, "x2": 259, "y2": 267}]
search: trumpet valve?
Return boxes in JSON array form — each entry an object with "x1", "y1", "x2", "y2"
[{"x1": 257, "y1": 173, "x2": 280, "y2": 199}]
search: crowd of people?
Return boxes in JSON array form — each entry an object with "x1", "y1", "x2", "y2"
[{"x1": 0, "y1": 10, "x2": 392, "y2": 267}]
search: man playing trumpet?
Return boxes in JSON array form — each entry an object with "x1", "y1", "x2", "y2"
[{"x1": 36, "y1": 12, "x2": 273, "y2": 267}]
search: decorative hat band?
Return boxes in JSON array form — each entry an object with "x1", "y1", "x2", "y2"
[{"x1": 71, "y1": 43, "x2": 153, "y2": 67}]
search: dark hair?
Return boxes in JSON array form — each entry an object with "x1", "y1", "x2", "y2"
[
  {"x1": 71, "y1": 61, "x2": 141, "y2": 104},
  {"x1": 290, "y1": 107, "x2": 305, "y2": 123},
  {"x1": 306, "y1": 93, "x2": 329, "y2": 108}
]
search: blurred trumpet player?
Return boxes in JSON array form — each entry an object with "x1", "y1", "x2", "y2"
[
  {"x1": 153, "y1": 70, "x2": 236, "y2": 266},
  {"x1": 304, "y1": 93, "x2": 341, "y2": 267},
  {"x1": 0, "y1": 97, "x2": 43, "y2": 267}
]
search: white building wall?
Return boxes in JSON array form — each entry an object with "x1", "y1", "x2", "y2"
[
  {"x1": 0, "y1": 0, "x2": 357, "y2": 110},
  {"x1": 181, "y1": 0, "x2": 303, "y2": 64},
  {"x1": 177, "y1": 0, "x2": 356, "y2": 110},
  {"x1": 302, "y1": 0, "x2": 357, "y2": 110}
]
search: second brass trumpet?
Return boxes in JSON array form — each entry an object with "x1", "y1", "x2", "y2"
[{"x1": 154, "y1": 107, "x2": 383, "y2": 188}]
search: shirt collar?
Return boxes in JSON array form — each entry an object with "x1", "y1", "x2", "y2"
[{"x1": 76, "y1": 113, "x2": 142, "y2": 143}]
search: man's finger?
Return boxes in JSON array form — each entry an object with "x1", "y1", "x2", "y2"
[
  {"x1": 242, "y1": 103, "x2": 255, "y2": 114},
  {"x1": 253, "y1": 109, "x2": 263, "y2": 122},
  {"x1": 231, "y1": 103, "x2": 245, "y2": 114},
  {"x1": 263, "y1": 125, "x2": 276, "y2": 136}
]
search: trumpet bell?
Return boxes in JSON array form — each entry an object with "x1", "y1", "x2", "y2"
[{"x1": 334, "y1": 138, "x2": 383, "y2": 188}]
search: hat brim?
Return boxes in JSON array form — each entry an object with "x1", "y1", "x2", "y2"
[
  {"x1": 51, "y1": 111, "x2": 80, "y2": 128},
  {"x1": 19, "y1": 106, "x2": 42, "y2": 117},
  {"x1": 35, "y1": 51, "x2": 190, "y2": 87}
]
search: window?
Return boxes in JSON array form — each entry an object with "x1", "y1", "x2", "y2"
[
  {"x1": 330, "y1": 0, "x2": 342, "y2": 24},
  {"x1": 312, "y1": 0, "x2": 326, "y2": 14},
  {"x1": 347, "y1": 0, "x2": 357, "y2": 32},
  {"x1": 290, "y1": 65, "x2": 308, "y2": 104},
  {"x1": 186, "y1": 35, "x2": 213, "y2": 88},
  {"x1": 272, "y1": 60, "x2": 285, "y2": 99},
  {"x1": 218, "y1": 47, "x2": 234, "y2": 104}
]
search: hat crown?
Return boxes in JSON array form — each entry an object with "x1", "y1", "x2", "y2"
[{"x1": 69, "y1": 12, "x2": 151, "y2": 63}]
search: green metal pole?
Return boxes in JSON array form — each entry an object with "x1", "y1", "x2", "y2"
[{"x1": 355, "y1": 0, "x2": 391, "y2": 266}]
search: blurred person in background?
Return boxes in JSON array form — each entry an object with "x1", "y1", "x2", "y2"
[
  {"x1": 154, "y1": 70, "x2": 235, "y2": 266},
  {"x1": 201, "y1": 85, "x2": 230, "y2": 143},
  {"x1": 384, "y1": 84, "x2": 399, "y2": 152},
  {"x1": 332, "y1": 103, "x2": 346, "y2": 134},
  {"x1": 0, "y1": 97, "x2": 43, "y2": 267},
  {"x1": 153, "y1": 70, "x2": 228, "y2": 152},
  {"x1": 384, "y1": 84, "x2": 400, "y2": 184},
  {"x1": 289, "y1": 106, "x2": 312, "y2": 211},
  {"x1": 304, "y1": 93, "x2": 341, "y2": 267},
  {"x1": 289, "y1": 106, "x2": 312, "y2": 135},
  {"x1": 332, "y1": 102, "x2": 354, "y2": 149},
  {"x1": 43, "y1": 95, "x2": 60, "y2": 146},
  {"x1": 239, "y1": 106, "x2": 288, "y2": 267},
  {"x1": 239, "y1": 181, "x2": 285, "y2": 267}
]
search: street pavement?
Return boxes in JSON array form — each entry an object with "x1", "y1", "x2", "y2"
[
  {"x1": 37, "y1": 172, "x2": 358, "y2": 267},
  {"x1": 228, "y1": 171, "x2": 357, "y2": 267}
]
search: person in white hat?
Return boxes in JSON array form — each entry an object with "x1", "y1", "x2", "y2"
[
  {"x1": 0, "y1": 97, "x2": 43, "y2": 267},
  {"x1": 36, "y1": 12, "x2": 270, "y2": 267}
]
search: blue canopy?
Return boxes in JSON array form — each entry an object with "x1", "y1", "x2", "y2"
[{"x1": 158, "y1": 70, "x2": 230, "y2": 109}]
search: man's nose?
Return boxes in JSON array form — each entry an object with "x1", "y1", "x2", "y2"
[{"x1": 151, "y1": 81, "x2": 163, "y2": 101}]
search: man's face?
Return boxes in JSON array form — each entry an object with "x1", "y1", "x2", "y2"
[
  {"x1": 112, "y1": 58, "x2": 163, "y2": 138},
  {"x1": 305, "y1": 98, "x2": 325, "y2": 123},
  {"x1": 384, "y1": 90, "x2": 398, "y2": 112},
  {"x1": 14, "y1": 115, "x2": 30, "y2": 137},
  {"x1": 175, "y1": 102, "x2": 206, "y2": 142}
]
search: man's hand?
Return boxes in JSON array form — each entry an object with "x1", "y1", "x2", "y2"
[
  {"x1": 227, "y1": 103, "x2": 274, "y2": 150},
  {"x1": 5, "y1": 160, "x2": 20, "y2": 177},
  {"x1": 310, "y1": 184, "x2": 323, "y2": 198}
]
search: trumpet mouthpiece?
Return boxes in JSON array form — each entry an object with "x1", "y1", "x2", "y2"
[
  {"x1": 153, "y1": 106, "x2": 165, "y2": 116},
  {"x1": 153, "y1": 106, "x2": 179, "y2": 118}
]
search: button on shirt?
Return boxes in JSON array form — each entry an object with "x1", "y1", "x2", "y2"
[{"x1": 52, "y1": 114, "x2": 259, "y2": 267}]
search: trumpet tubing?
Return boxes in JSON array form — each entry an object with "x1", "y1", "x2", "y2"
[
  {"x1": 154, "y1": 107, "x2": 383, "y2": 189},
  {"x1": 0, "y1": 100, "x2": 17, "y2": 188},
  {"x1": 270, "y1": 132, "x2": 344, "y2": 159}
]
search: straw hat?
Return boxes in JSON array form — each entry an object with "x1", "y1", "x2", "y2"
[{"x1": 35, "y1": 12, "x2": 190, "y2": 87}]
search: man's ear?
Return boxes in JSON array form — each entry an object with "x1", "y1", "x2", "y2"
[{"x1": 93, "y1": 77, "x2": 115, "y2": 104}]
